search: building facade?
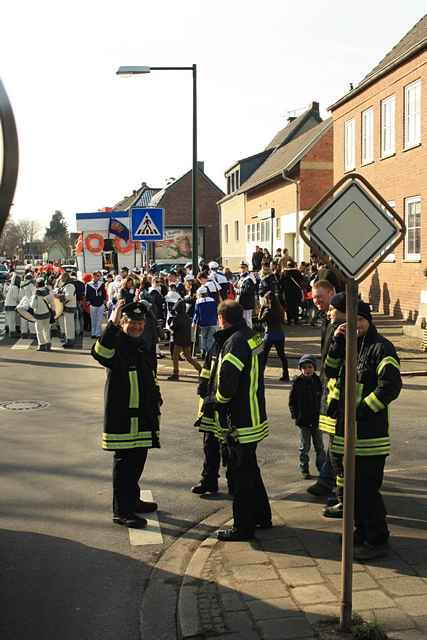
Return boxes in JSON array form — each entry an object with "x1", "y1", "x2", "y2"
[
  {"x1": 329, "y1": 15, "x2": 427, "y2": 323},
  {"x1": 219, "y1": 102, "x2": 333, "y2": 270}
]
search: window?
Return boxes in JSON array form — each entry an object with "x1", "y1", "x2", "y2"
[
  {"x1": 247, "y1": 225, "x2": 250, "y2": 241},
  {"x1": 404, "y1": 80, "x2": 421, "y2": 149},
  {"x1": 361, "y1": 107, "x2": 374, "y2": 164},
  {"x1": 227, "y1": 176, "x2": 231, "y2": 194},
  {"x1": 381, "y1": 95, "x2": 395, "y2": 157},
  {"x1": 236, "y1": 169, "x2": 240, "y2": 190},
  {"x1": 276, "y1": 216, "x2": 281, "y2": 240},
  {"x1": 251, "y1": 224, "x2": 255, "y2": 242},
  {"x1": 344, "y1": 119, "x2": 355, "y2": 171},
  {"x1": 256, "y1": 222, "x2": 260, "y2": 242},
  {"x1": 265, "y1": 220, "x2": 271, "y2": 243},
  {"x1": 234, "y1": 220, "x2": 239, "y2": 241},
  {"x1": 260, "y1": 222, "x2": 265, "y2": 242},
  {"x1": 224, "y1": 224, "x2": 229, "y2": 244},
  {"x1": 405, "y1": 197, "x2": 421, "y2": 260}
]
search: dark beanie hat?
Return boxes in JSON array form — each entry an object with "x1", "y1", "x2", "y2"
[
  {"x1": 330, "y1": 291, "x2": 346, "y2": 313},
  {"x1": 298, "y1": 354, "x2": 317, "y2": 370},
  {"x1": 357, "y1": 300, "x2": 372, "y2": 323}
]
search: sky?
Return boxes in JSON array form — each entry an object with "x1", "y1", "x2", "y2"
[{"x1": 1, "y1": 0, "x2": 426, "y2": 234}]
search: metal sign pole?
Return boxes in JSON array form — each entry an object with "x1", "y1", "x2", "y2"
[{"x1": 340, "y1": 278, "x2": 358, "y2": 631}]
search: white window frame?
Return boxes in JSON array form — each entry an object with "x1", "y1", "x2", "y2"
[
  {"x1": 381, "y1": 95, "x2": 395, "y2": 158},
  {"x1": 404, "y1": 79, "x2": 421, "y2": 150},
  {"x1": 224, "y1": 224, "x2": 229, "y2": 244},
  {"x1": 405, "y1": 196, "x2": 421, "y2": 261},
  {"x1": 256, "y1": 222, "x2": 260, "y2": 242},
  {"x1": 361, "y1": 107, "x2": 374, "y2": 165},
  {"x1": 251, "y1": 224, "x2": 255, "y2": 242},
  {"x1": 276, "y1": 216, "x2": 281, "y2": 240},
  {"x1": 344, "y1": 118, "x2": 356, "y2": 171},
  {"x1": 234, "y1": 220, "x2": 239, "y2": 241}
]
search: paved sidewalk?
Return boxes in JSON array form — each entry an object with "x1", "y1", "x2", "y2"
[{"x1": 177, "y1": 467, "x2": 427, "y2": 640}]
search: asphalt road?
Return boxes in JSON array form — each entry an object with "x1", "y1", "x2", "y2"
[{"x1": 0, "y1": 328, "x2": 426, "y2": 639}]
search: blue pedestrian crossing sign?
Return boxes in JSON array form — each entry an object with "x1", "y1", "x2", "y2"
[{"x1": 131, "y1": 207, "x2": 164, "y2": 241}]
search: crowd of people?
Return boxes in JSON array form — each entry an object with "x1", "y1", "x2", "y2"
[
  {"x1": 1, "y1": 251, "x2": 340, "y2": 369},
  {"x1": 86, "y1": 250, "x2": 402, "y2": 562}
]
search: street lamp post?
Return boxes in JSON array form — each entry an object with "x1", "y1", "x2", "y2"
[{"x1": 116, "y1": 65, "x2": 199, "y2": 275}]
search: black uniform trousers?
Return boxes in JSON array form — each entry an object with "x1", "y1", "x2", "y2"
[
  {"x1": 228, "y1": 442, "x2": 271, "y2": 535},
  {"x1": 200, "y1": 431, "x2": 221, "y2": 488},
  {"x1": 112, "y1": 448, "x2": 148, "y2": 517},
  {"x1": 354, "y1": 455, "x2": 389, "y2": 546}
]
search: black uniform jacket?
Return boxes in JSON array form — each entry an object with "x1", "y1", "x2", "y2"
[
  {"x1": 92, "y1": 322, "x2": 162, "y2": 451},
  {"x1": 289, "y1": 374, "x2": 322, "y2": 428},
  {"x1": 195, "y1": 320, "x2": 268, "y2": 444},
  {"x1": 324, "y1": 324, "x2": 402, "y2": 457}
]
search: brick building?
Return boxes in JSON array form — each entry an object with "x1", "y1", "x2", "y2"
[
  {"x1": 329, "y1": 15, "x2": 427, "y2": 323},
  {"x1": 219, "y1": 102, "x2": 333, "y2": 269}
]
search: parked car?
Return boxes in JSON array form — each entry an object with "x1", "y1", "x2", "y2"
[{"x1": 0, "y1": 263, "x2": 9, "y2": 281}]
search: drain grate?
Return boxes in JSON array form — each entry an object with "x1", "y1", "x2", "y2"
[{"x1": 0, "y1": 400, "x2": 50, "y2": 412}]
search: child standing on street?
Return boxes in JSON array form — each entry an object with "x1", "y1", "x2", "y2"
[{"x1": 289, "y1": 354, "x2": 325, "y2": 479}]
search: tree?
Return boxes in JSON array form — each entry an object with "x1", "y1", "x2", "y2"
[
  {"x1": 45, "y1": 210, "x2": 69, "y2": 245},
  {"x1": 0, "y1": 219, "x2": 20, "y2": 258},
  {"x1": 16, "y1": 219, "x2": 42, "y2": 245}
]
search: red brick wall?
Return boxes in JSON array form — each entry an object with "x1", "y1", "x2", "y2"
[
  {"x1": 331, "y1": 51, "x2": 427, "y2": 319},
  {"x1": 299, "y1": 127, "x2": 333, "y2": 210},
  {"x1": 158, "y1": 171, "x2": 224, "y2": 260}
]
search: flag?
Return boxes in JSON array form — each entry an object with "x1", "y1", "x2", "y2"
[
  {"x1": 75, "y1": 232, "x2": 83, "y2": 255},
  {"x1": 109, "y1": 217, "x2": 130, "y2": 241}
]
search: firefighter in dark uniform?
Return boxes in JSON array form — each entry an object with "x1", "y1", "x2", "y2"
[
  {"x1": 92, "y1": 299, "x2": 162, "y2": 529},
  {"x1": 195, "y1": 300, "x2": 271, "y2": 541},
  {"x1": 324, "y1": 299, "x2": 402, "y2": 560}
]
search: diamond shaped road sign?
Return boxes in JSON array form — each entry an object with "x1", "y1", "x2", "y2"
[{"x1": 301, "y1": 174, "x2": 405, "y2": 281}]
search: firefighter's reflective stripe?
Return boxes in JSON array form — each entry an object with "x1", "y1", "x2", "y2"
[
  {"x1": 377, "y1": 356, "x2": 400, "y2": 376},
  {"x1": 222, "y1": 352, "x2": 244, "y2": 371},
  {"x1": 102, "y1": 430, "x2": 155, "y2": 449},
  {"x1": 319, "y1": 414, "x2": 337, "y2": 434},
  {"x1": 235, "y1": 420, "x2": 269, "y2": 444},
  {"x1": 128, "y1": 370, "x2": 139, "y2": 408},
  {"x1": 364, "y1": 391, "x2": 386, "y2": 413},
  {"x1": 94, "y1": 341, "x2": 115, "y2": 359},
  {"x1": 325, "y1": 354, "x2": 341, "y2": 369},
  {"x1": 332, "y1": 435, "x2": 391, "y2": 456},
  {"x1": 326, "y1": 378, "x2": 340, "y2": 406},
  {"x1": 336, "y1": 474, "x2": 344, "y2": 488},
  {"x1": 356, "y1": 382, "x2": 364, "y2": 406},
  {"x1": 249, "y1": 347, "x2": 261, "y2": 426},
  {"x1": 216, "y1": 388, "x2": 231, "y2": 404},
  {"x1": 200, "y1": 368, "x2": 211, "y2": 380}
]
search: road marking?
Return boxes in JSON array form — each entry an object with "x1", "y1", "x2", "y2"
[
  {"x1": 11, "y1": 338, "x2": 34, "y2": 350},
  {"x1": 128, "y1": 490, "x2": 163, "y2": 547}
]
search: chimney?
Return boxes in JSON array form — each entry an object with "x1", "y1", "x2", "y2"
[
  {"x1": 197, "y1": 161, "x2": 204, "y2": 173},
  {"x1": 310, "y1": 101, "x2": 320, "y2": 118}
]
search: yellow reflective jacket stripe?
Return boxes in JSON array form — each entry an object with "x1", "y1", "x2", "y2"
[
  {"x1": 319, "y1": 414, "x2": 336, "y2": 434},
  {"x1": 94, "y1": 341, "x2": 115, "y2": 359},
  {"x1": 364, "y1": 391, "x2": 386, "y2": 413},
  {"x1": 200, "y1": 368, "x2": 210, "y2": 379},
  {"x1": 128, "y1": 370, "x2": 139, "y2": 408},
  {"x1": 215, "y1": 389, "x2": 231, "y2": 404},
  {"x1": 222, "y1": 353, "x2": 245, "y2": 372},
  {"x1": 377, "y1": 356, "x2": 400, "y2": 376}
]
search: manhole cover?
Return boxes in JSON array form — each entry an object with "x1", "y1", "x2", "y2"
[{"x1": 0, "y1": 400, "x2": 50, "y2": 411}]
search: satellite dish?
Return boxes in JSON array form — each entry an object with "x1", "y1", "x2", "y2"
[{"x1": 0, "y1": 78, "x2": 19, "y2": 238}]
